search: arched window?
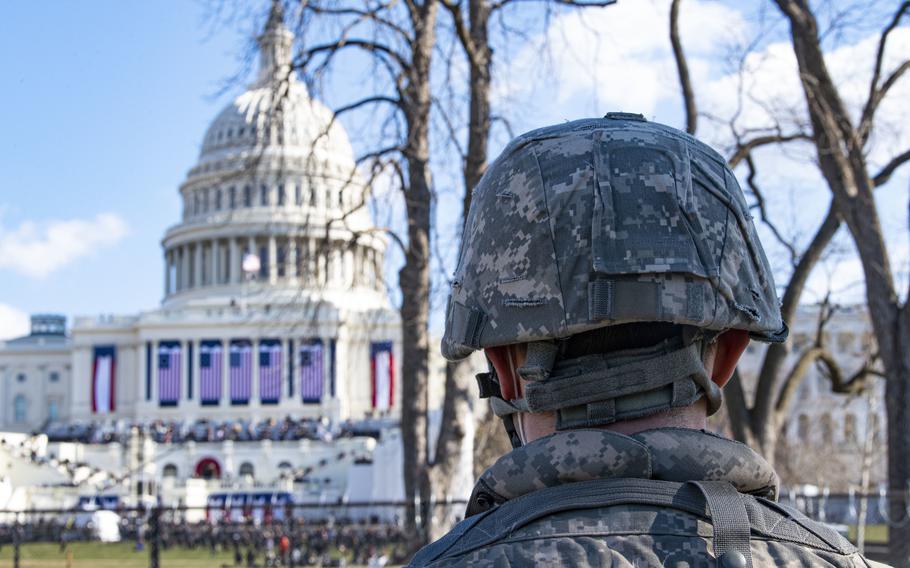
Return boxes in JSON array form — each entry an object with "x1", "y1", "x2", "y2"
[
  {"x1": 871, "y1": 413, "x2": 882, "y2": 443},
  {"x1": 13, "y1": 395, "x2": 27, "y2": 424},
  {"x1": 215, "y1": 189, "x2": 223, "y2": 211},
  {"x1": 244, "y1": 186, "x2": 253, "y2": 208},
  {"x1": 797, "y1": 414, "x2": 810, "y2": 442},
  {"x1": 295, "y1": 184, "x2": 302, "y2": 206},
  {"x1": 820, "y1": 413, "x2": 834, "y2": 445},
  {"x1": 277, "y1": 185, "x2": 286, "y2": 206},
  {"x1": 229, "y1": 187, "x2": 237, "y2": 209},
  {"x1": 162, "y1": 464, "x2": 178, "y2": 478},
  {"x1": 239, "y1": 462, "x2": 255, "y2": 479},
  {"x1": 844, "y1": 413, "x2": 857, "y2": 444},
  {"x1": 260, "y1": 184, "x2": 268, "y2": 206}
]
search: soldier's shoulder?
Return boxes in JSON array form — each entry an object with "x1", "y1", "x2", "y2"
[{"x1": 410, "y1": 498, "x2": 879, "y2": 567}]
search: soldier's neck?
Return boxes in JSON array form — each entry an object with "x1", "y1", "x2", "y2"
[{"x1": 518, "y1": 399, "x2": 709, "y2": 443}]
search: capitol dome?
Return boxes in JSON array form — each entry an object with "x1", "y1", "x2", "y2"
[
  {"x1": 161, "y1": 3, "x2": 385, "y2": 308},
  {"x1": 197, "y1": 81, "x2": 355, "y2": 173}
]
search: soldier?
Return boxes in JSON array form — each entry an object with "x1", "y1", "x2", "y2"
[{"x1": 409, "y1": 114, "x2": 886, "y2": 567}]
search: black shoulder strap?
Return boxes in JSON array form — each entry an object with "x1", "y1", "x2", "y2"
[
  {"x1": 410, "y1": 478, "x2": 730, "y2": 566},
  {"x1": 406, "y1": 507, "x2": 495, "y2": 567},
  {"x1": 690, "y1": 480, "x2": 753, "y2": 567}
]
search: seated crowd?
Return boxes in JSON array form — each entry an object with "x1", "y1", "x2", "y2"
[
  {"x1": 0, "y1": 516, "x2": 411, "y2": 567},
  {"x1": 40, "y1": 416, "x2": 393, "y2": 445}
]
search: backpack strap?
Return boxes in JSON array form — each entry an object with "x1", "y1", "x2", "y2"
[
  {"x1": 690, "y1": 481, "x2": 753, "y2": 567},
  {"x1": 407, "y1": 507, "x2": 496, "y2": 568},
  {"x1": 410, "y1": 478, "x2": 726, "y2": 565}
]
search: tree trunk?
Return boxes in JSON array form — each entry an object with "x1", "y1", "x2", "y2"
[
  {"x1": 430, "y1": 359, "x2": 475, "y2": 540},
  {"x1": 773, "y1": 1, "x2": 906, "y2": 563},
  {"x1": 461, "y1": 0, "x2": 492, "y2": 223},
  {"x1": 399, "y1": 0, "x2": 438, "y2": 547},
  {"x1": 886, "y1": 314, "x2": 910, "y2": 565}
]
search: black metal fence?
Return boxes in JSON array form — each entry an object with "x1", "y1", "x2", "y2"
[
  {"x1": 2, "y1": 493, "x2": 906, "y2": 566},
  {"x1": 0, "y1": 501, "x2": 468, "y2": 568}
]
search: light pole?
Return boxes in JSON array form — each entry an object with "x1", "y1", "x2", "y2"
[{"x1": 240, "y1": 253, "x2": 261, "y2": 315}]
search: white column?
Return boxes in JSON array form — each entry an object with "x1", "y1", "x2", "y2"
[
  {"x1": 251, "y1": 338, "x2": 261, "y2": 409},
  {"x1": 344, "y1": 248, "x2": 353, "y2": 287},
  {"x1": 164, "y1": 250, "x2": 171, "y2": 295},
  {"x1": 248, "y1": 236, "x2": 257, "y2": 280},
  {"x1": 194, "y1": 243, "x2": 203, "y2": 288},
  {"x1": 191, "y1": 339, "x2": 201, "y2": 407},
  {"x1": 229, "y1": 238, "x2": 240, "y2": 284},
  {"x1": 268, "y1": 236, "x2": 278, "y2": 284},
  {"x1": 150, "y1": 341, "x2": 160, "y2": 406},
  {"x1": 221, "y1": 339, "x2": 230, "y2": 408},
  {"x1": 316, "y1": 246, "x2": 330, "y2": 286},
  {"x1": 211, "y1": 239, "x2": 220, "y2": 285},
  {"x1": 288, "y1": 238, "x2": 298, "y2": 279},
  {"x1": 322, "y1": 335, "x2": 332, "y2": 412},
  {"x1": 351, "y1": 246, "x2": 360, "y2": 287},
  {"x1": 182, "y1": 339, "x2": 190, "y2": 405},
  {"x1": 307, "y1": 238, "x2": 316, "y2": 285},
  {"x1": 181, "y1": 246, "x2": 190, "y2": 291}
]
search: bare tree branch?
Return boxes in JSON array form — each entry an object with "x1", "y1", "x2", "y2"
[
  {"x1": 669, "y1": 0, "x2": 697, "y2": 134},
  {"x1": 872, "y1": 148, "x2": 910, "y2": 187},
  {"x1": 727, "y1": 132, "x2": 811, "y2": 168},
  {"x1": 857, "y1": 1, "x2": 910, "y2": 144},
  {"x1": 490, "y1": 0, "x2": 614, "y2": 13},
  {"x1": 725, "y1": 369, "x2": 756, "y2": 446},
  {"x1": 774, "y1": 346, "x2": 825, "y2": 415},
  {"x1": 440, "y1": 0, "x2": 476, "y2": 63},
  {"x1": 743, "y1": 153, "x2": 799, "y2": 266},
  {"x1": 334, "y1": 95, "x2": 403, "y2": 116},
  {"x1": 303, "y1": 1, "x2": 412, "y2": 39},
  {"x1": 299, "y1": 38, "x2": 410, "y2": 71}
]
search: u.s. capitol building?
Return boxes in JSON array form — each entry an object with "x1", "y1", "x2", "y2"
[{"x1": 0, "y1": 8, "x2": 442, "y2": 512}]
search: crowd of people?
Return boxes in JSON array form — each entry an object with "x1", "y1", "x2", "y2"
[
  {"x1": 0, "y1": 516, "x2": 411, "y2": 567},
  {"x1": 41, "y1": 416, "x2": 393, "y2": 445},
  {"x1": 0, "y1": 435, "x2": 96, "y2": 486}
]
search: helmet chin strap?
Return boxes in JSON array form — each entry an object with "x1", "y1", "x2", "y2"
[
  {"x1": 477, "y1": 354, "x2": 526, "y2": 449},
  {"x1": 477, "y1": 333, "x2": 722, "y2": 449}
]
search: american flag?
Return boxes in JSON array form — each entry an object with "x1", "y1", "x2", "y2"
[
  {"x1": 259, "y1": 340, "x2": 282, "y2": 404},
  {"x1": 371, "y1": 342, "x2": 394, "y2": 411},
  {"x1": 200, "y1": 341, "x2": 223, "y2": 405},
  {"x1": 300, "y1": 340, "x2": 324, "y2": 403},
  {"x1": 92, "y1": 345, "x2": 116, "y2": 414},
  {"x1": 230, "y1": 340, "x2": 253, "y2": 404},
  {"x1": 158, "y1": 342, "x2": 182, "y2": 406}
]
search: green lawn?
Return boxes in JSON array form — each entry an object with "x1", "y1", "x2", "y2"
[
  {"x1": 0, "y1": 542, "x2": 396, "y2": 568},
  {"x1": 0, "y1": 541, "x2": 235, "y2": 568},
  {"x1": 847, "y1": 524, "x2": 888, "y2": 544}
]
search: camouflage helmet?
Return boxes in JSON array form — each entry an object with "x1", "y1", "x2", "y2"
[{"x1": 443, "y1": 113, "x2": 788, "y2": 362}]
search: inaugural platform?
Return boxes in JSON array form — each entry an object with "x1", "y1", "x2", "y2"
[{"x1": 0, "y1": 9, "x2": 432, "y2": 513}]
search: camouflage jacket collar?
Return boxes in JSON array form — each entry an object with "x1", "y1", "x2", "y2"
[{"x1": 466, "y1": 427, "x2": 779, "y2": 517}]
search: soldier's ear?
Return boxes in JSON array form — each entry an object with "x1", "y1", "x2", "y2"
[
  {"x1": 710, "y1": 329, "x2": 750, "y2": 389},
  {"x1": 485, "y1": 345, "x2": 524, "y2": 400}
]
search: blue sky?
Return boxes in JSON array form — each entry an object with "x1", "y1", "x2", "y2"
[
  {"x1": 1, "y1": 0, "x2": 907, "y2": 339},
  {"x1": 0, "y1": 1, "x2": 254, "y2": 333}
]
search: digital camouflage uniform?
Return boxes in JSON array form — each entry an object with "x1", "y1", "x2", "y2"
[
  {"x1": 410, "y1": 428, "x2": 880, "y2": 566},
  {"x1": 412, "y1": 115, "x2": 886, "y2": 567}
]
